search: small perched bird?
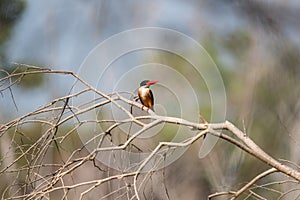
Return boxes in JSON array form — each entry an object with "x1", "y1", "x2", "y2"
[{"x1": 138, "y1": 80, "x2": 158, "y2": 111}]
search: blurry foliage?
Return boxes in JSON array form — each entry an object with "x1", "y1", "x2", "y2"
[
  {"x1": 278, "y1": 43, "x2": 300, "y2": 75},
  {"x1": 192, "y1": 2, "x2": 300, "y2": 190},
  {"x1": 1, "y1": 1, "x2": 300, "y2": 198},
  {"x1": 56, "y1": 125, "x2": 84, "y2": 151},
  {"x1": 13, "y1": 66, "x2": 45, "y2": 89},
  {"x1": 0, "y1": 63, "x2": 46, "y2": 89},
  {"x1": 0, "y1": 0, "x2": 25, "y2": 75},
  {"x1": 221, "y1": 30, "x2": 252, "y2": 60},
  {"x1": 0, "y1": 0, "x2": 25, "y2": 43}
]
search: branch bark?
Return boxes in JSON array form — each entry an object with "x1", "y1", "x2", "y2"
[{"x1": 1, "y1": 65, "x2": 300, "y2": 199}]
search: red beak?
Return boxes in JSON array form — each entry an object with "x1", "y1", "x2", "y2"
[{"x1": 146, "y1": 80, "x2": 158, "y2": 85}]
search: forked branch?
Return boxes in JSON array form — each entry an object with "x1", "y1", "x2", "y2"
[{"x1": 0, "y1": 64, "x2": 299, "y2": 200}]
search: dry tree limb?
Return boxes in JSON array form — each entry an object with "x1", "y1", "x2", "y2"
[
  {"x1": 1, "y1": 64, "x2": 300, "y2": 199},
  {"x1": 208, "y1": 168, "x2": 278, "y2": 199}
]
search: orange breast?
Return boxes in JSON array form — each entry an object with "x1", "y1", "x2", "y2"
[{"x1": 138, "y1": 87, "x2": 153, "y2": 109}]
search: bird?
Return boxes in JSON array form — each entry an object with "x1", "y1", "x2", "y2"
[{"x1": 138, "y1": 80, "x2": 158, "y2": 111}]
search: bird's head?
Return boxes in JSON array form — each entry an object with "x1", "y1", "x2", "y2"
[{"x1": 140, "y1": 80, "x2": 158, "y2": 87}]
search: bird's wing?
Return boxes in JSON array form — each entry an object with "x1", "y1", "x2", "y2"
[{"x1": 149, "y1": 89, "x2": 154, "y2": 109}]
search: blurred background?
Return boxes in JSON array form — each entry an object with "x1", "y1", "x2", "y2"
[{"x1": 1, "y1": 0, "x2": 300, "y2": 199}]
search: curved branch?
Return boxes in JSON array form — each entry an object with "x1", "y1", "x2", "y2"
[{"x1": 1, "y1": 65, "x2": 300, "y2": 200}]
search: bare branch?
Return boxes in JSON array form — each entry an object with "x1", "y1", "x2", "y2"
[{"x1": 1, "y1": 65, "x2": 300, "y2": 199}]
